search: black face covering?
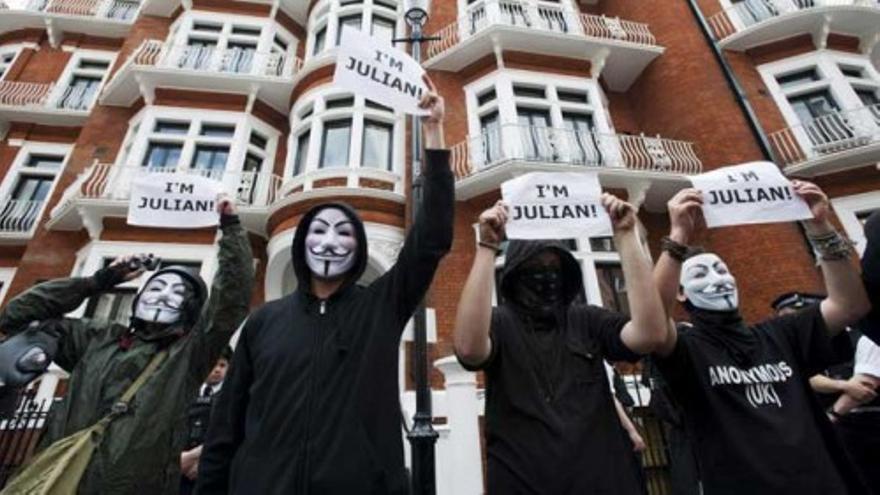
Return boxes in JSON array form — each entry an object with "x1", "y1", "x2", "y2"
[
  {"x1": 685, "y1": 301, "x2": 758, "y2": 367},
  {"x1": 510, "y1": 265, "x2": 565, "y2": 318}
]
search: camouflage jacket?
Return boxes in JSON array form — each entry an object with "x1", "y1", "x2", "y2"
[{"x1": 0, "y1": 221, "x2": 254, "y2": 495}]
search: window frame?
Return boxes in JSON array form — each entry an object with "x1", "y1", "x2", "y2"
[
  {"x1": 306, "y1": 0, "x2": 402, "y2": 60},
  {"x1": 50, "y1": 50, "x2": 116, "y2": 112},
  {"x1": 0, "y1": 142, "x2": 72, "y2": 237}
]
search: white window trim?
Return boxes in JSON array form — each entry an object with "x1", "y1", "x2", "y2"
[
  {"x1": 285, "y1": 85, "x2": 405, "y2": 181},
  {"x1": 48, "y1": 49, "x2": 117, "y2": 112},
  {"x1": 306, "y1": 0, "x2": 403, "y2": 61},
  {"x1": 758, "y1": 50, "x2": 880, "y2": 158},
  {"x1": 831, "y1": 191, "x2": 880, "y2": 256},
  {"x1": 0, "y1": 267, "x2": 16, "y2": 303},
  {"x1": 0, "y1": 43, "x2": 34, "y2": 81},
  {"x1": 67, "y1": 240, "x2": 224, "y2": 318},
  {"x1": 0, "y1": 142, "x2": 72, "y2": 237}
]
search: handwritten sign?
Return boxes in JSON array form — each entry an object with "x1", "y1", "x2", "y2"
[
  {"x1": 127, "y1": 173, "x2": 223, "y2": 228},
  {"x1": 690, "y1": 161, "x2": 813, "y2": 228},
  {"x1": 502, "y1": 172, "x2": 612, "y2": 239},
  {"x1": 333, "y1": 26, "x2": 429, "y2": 116}
]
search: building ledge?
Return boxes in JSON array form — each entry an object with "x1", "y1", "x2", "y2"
[
  {"x1": 100, "y1": 39, "x2": 303, "y2": 113},
  {"x1": 0, "y1": 80, "x2": 91, "y2": 127},
  {"x1": 708, "y1": 2, "x2": 880, "y2": 52},
  {"x1": 0, "y1": 0, "x2": 139, "y2": 45},
  {"x1": 423, "y1": 2, "x2": 663, "y2": 91}
]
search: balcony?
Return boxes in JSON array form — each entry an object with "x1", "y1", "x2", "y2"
[
  {"x1": 0, "y1": 80, "x2": 92, "y2": 126},
  {"x1": 0, "y1": 199, "x2": 44, "y2": 244},
  {"x1": 769, "y1": 103, "x2": 880, "y2": 176},
  {"x1": 100, "y1": 40, "x2": 303, "y2": 113},
  {"x1": 451, "y1": 124, "x2": 702, "y2": 206},
  {"x1": 707, "y1": 0, "x2": 880, "y2": 52},
  {"x1": 0, "y1": 0, "x2": 140, "y2": 45},
  {"x1": 47, "y1": 162, "x2": 283, "y2": 237},
  {"x1": 424, "y1": 0, "x2": 663, "y2": 91}
]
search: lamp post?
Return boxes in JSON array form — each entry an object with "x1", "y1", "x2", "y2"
[{"x1": 396, "y1": 1, "x2": 439, "y2": 494}]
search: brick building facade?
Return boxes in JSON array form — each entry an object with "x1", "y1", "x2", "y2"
[{"x1": 0, "y1": 0, "x2": 878, "y2": 492}]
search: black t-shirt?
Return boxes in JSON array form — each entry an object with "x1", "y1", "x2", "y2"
[
  {"x1": 466, "y1": 303, "x2": 644, "y2": 495},
  {"x1": 657, "y1": 306, "x2": 850, "y2": 495}
]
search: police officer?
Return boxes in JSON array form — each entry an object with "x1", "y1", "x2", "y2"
[{"x1": 180, "y1": 348, "x2": 231, "y2": 494}]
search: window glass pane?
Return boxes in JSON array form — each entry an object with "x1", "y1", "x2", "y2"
[
  {"x1": 856, "y1": 89, "x2": 879, "y2": 107},
  {"x1": 84, "y1": 289, "x2": 136, "y2": 325},
  {"x1": 371, "y1": 16, "x2": 395, "y2": 45},
  {"x1": 839, "y1": 65, "x2": 866, "y2": 79},
  {"x1": 337, "y1": 14, "x2": 363, "y2": 45},
  {"x1": 776, "y1": 68, "x2": 820, "y2": 90},
  {"x1": 513, "y1": 85, "x2": 546, "y2": 99},
  {"x1": 320, "y1": 119, "x2": 352, "y2": 168},
  {"x1": 58, "y1": 76, "x2": 101, "y2": 110},
  {"x1": 199, "y1": 124, "x2": 235, "y2": 137},
  {"x1": 477, "y1": 89, "x2": 496, "y2": 106},
  {"x1": 154, "y1": 121, "x2": 190, "y2": 134},
  {"x1": 143, "y1": 142, "x2": 183, "y2": 168},
  {"x1": 362, "y1": 120, "x2": 393, "y2": 169},
  {"x1": 557, "y1": 89, "x2": 589, "y2": 103},
  {"x1": 326, "y1": 97, "x2": 355, "y2": 109},
  {"x1": 314, "y1": 26, "x2": 327, "y2": 55},
  {"x1": 249, "y1": 131, "x2": 268, "y2": 149},
  {"x1": 294, "y1": 130, "x2": 310, "y2": 175},
  {"x1": 12, "y1": 175, "x2": 53, "y2": 201},
  {"x1": 374, "y1": 0, "x2": 396, "y2": 10},
  {"x1": 596, "y1": 263, "x2": 629, "y2": 316},
  {"x1": 224, "y1": 42, "x2": 256, "y2": 73},
  {"x1": 243, "y1": 152, "x2": 262, "y2": 172},
  {"x1": 231, "y1": 25, "x2": 262, "y2": 36},
  {"x1": 78, "y1": 59, "x2": 109, "y2": 70},
  {"x1": 191, "y1": 145, "x2": 230, "y2": 173},
  {"x1": 589, "y1": 236, "x2": 616, "y2": 252},
  {"x1": 193, "y1": 22, "x2": 222, "y2": 32},
  {"x1": 25, "y1": 154, "x2": 64, "y2": 169},
  {"x1": 479, "y1": 111, "x2": 501, "y2": 164},
  {"x1": 788, "y1": 90, "x2": 839, "y2": 122},
  {"x1": 365, "y1": 100, "x2": 393, "y2": 112},
  {"x1": 562, "y1": 112, "x2": 598, "y2": 165}
]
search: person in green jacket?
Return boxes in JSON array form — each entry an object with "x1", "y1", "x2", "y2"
[{"x1": 0, "y1": 196, "x2": 254, "y2": 494}]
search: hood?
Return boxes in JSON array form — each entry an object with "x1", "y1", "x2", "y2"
[
  {"x1": 499, "y1": 239, "x2": 583, "y2": 307},
  {"x1": 129, "y1": 265, "x2": 207, "y2": 337},
  {"x1": 291, "y1": 202, "x2": 368, "y2": 294}
]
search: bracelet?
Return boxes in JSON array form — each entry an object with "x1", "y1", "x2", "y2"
[
  {"x1": 478, "y1": 241, "x2": 502, "y2": 254},
  {"x1": 827, "y1": 407, "x2": 844, "y2": 420},
  {"x1": 805, "y1": 229, "x2": 855, "y2": 261},
  {"x1": 660, "y1": 236, "x2": 688, "y2": 262}
]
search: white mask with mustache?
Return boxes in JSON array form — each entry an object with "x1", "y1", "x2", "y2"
[
  {"x1": 305, "y1": 207, "x2": 358, "y2": 280},
  {"x1": 133, "y1": 273, "x2": 189, "y2": 324},
  {"x1": 681, "y1": 253, "x2": 739, "y2": 311}
]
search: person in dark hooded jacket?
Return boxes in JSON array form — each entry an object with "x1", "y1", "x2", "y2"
[
  {"x1": 453, "y1": 194, "x2": 669, "y2": 494},
  {"x1": 651, "y1": 184, "x2": 872, "y2": 495},
  {"x1": 0, "y1": 196, "x2": 253, "y2": 494},
  {"x1": 861, "y1": 211, "x2": 879, "y2": 345},
  {"x1": 196, "y1": 87, "x2": 452, "y2": 495}
]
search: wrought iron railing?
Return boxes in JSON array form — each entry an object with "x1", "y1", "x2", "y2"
[
  {"x1": 23, "y1": 0, "x2": 137, "y2": 20},
  {"x1": 127, "y1": 39, "x2": 303, "y2": 79},
  {"x1": 708, "y1": 0, "x2": 880, "y2": 41},
  {"x1": 0, "y1": 199, "x2": 45, "y2": 234},
  {"x1": 0, "y1": 389, "x2": 52, "y2": 489},
  {"x1": 426, "y1": 0, "x2": 658, "y2": 61},
  {"x1": 451, "y1": 124, "x2": 702, "y2": 179},
  {"x1": 0, "y1": 81, "x2": 54, "y2": 107},
  {"x1": 769, "y1": 103, "x2": 880, "y2": 168}
]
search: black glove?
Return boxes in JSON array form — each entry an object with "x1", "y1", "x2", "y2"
[{"x1": 0, "y1": 321, "x2": 60, "y2": 389}]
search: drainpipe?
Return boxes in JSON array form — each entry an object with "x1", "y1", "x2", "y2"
[{"x1": 684, "y1": 0, "x2": 777, "y2": 162}]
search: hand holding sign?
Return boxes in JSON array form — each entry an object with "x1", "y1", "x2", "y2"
[
  {"x1": 478, "y1": 200, "x2": 509, "y2": 245},
  {"x1": 667, "y1": 188, "x2": 705, "y2": 243},
  {"x1": 216, "y1": 192, "x2": 237, "y2": 216},
  {"x1": 601, "y1": 193, "x2": 638, "y2": 232},
  {"x1": 419, "y1": 76, "x2": 446, "y2": 149},
  {"x1": 791, "y1": 180, "x2": 831, "y2": 226},
  {"x1": 128, "y1": 173, "x2": 225, "y2": 229}
]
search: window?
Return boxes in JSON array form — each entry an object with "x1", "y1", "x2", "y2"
[
  {"x1": 562, "y1": 112, "x2": 599, "y2": 165},
  {"x1": 596, "y1": 263, "x2": 629, "y2": 316},
  {"x1": 313, "y1": 25, "x2": 328, "y2": 55},
  {"x1": 0, "y1": 49, "x2": 19, "y2": 80},
  {"x1": 0, "y1": 146, "x2": 69, "y2": 235},
  {"x1": 513, "y1": 85, "x2": 546, "y2": 99},
  {"x1": 309, "y1": 0, "x2": 399, "y2": 57},
  {"x1": 155, "y1": 121, "x2": 190, "y2": 134},
  {"x1": 776, "y1": 68, "x2": 820, "y2": 90},
  {"x1": 191, "y1": 145, "x2": 230, "y2": 174},
  {"x1": 143, "y1": 143, "x2": 183, "y2": 168},
  {"x1": 56, "y1": 55, "x2": 112, "y2": 111},
  {"x1": 200, "y1": 124, "x2": 235, "y2": 137},
  {"x1": 337, "y1": 14, "x2": 364, "y2": 45},
  {"x1": 362, "y1": 120, "x2": 393, "y2": 169},
  {"x1": 831, "y1": 192, "x2": 880, "y2": 256},
  {"x1": 320, "y1": 119, "x2": 353, "y2": 168},
  {"x1": 371, "y1": 16, "x2": 396, "y2": 45},
  {"x1": 477, "y1": 89, "x2": 497, "y2": 106},
  {"x1": 294, "y1": 131, "x2": 311, "y2": 175},
  {"x1": 106, "y1": 0, "x2": 138, "y2": 20},
  {"x1": 517, "y1": 107, "x2": 552, "y2": 161},
  {"x1": 479, "y1": 111, "x2": 501, "y2": 164}
]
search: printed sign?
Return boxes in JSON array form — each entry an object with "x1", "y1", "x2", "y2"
[
  {"x1": 689, "y1": 161, "x2": 813, "y2": 228},
  {"x1": 333, "y1": 26, "x2": 429, "y2": 116},
  {"x1": 502, "y1": 172, "x2": 612, "y2": 240},
  {"x1": 127, "y1": 173, "x2": 223, "y2": 228}
]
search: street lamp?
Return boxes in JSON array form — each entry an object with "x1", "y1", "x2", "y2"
[{"x1": 397, "y1": 1, "x2": 439, "y2": 495}]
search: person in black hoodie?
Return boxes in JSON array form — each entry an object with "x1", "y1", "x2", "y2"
[
  {"x1": 454, "y1": 194, "x2": 669, "y2": 494},
  {"x1": 651, "y1": 183, "x2": 872, "y2": 495},
  {"x1": 861, "y1": 211, "x2": 879, "y2": 345},
  {"x1": 196, "y1": 87, "x2": 452, "y2": 495}
]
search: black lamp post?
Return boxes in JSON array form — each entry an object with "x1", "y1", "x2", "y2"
[{"x1": 394, "y1": 1, "x2": 439, "y2": 494}]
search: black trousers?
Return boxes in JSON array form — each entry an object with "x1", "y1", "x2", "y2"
[{"x1": 836, "y1": 412, "x2": 880, "y2": 494}]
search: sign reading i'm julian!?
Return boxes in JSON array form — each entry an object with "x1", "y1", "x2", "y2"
[
  {"x1": 127, "y1": 173, "x2": 224, "y2": 228},
  {"x1": 333, "y1": 26, "x2": 429, "y2": 116},
  {"x1": 502, "y1": 172, "x2": 613, "y2": 240}
]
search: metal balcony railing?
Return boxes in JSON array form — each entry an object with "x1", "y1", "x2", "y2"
[
  {"x1": 75, "y1": 163, "x2": 284, "y2": 207},
  {"x1": 22, "y1": 0, "x2": 138, "y2": 20},
  {"x1": 451, "y1": 124, "x2": 702, "y2": 179},
  {"x1": 769, "y1": 103, "x2": 880, "y2": 168},
  {"x1": 129, "y1": 39, "x2": 303, "y2": 79},
  {"x1": 426, "y1": 0, "x2": 658, "y2": 61},
  {"x1": 0, "y1": 199, "x2": 45, "y2": 234},
  {"x1": 708, "y1": 0, "x2": 880, "y2": 41},
  {"x1": 0, "y1": 81, "x2": 54, "y2": 107}
]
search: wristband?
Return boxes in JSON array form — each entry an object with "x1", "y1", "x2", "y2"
[
  {"x1": 805, "y1": 229, "x2": 855, "y2": 261},
  {"x1": 478, "y1": 241, "x2": 502, "y2": 254},
  {"x1": 660, "y1": 236, "x2": 689, "y2": 262}
]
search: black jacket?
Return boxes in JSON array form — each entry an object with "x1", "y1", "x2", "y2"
[
  {"x1": 197, "y1": 150, "x2": 453, "y2": 495},
  {"x1": 861, "y1": 211, "x2": 879, "y2": 344}
]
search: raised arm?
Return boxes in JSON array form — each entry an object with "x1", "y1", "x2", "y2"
[
  {"x1": 454, "y1": 201, "x2": 508, "y2": 367},
  {"x1": 653, "y1": 189, "x2": 704, "y2": 357},
  {"x1": 794, "y1": 181, "x2": 871, "y2": 335},
  {"x1": 373, "y1": 82, "x2": 454, "y2": 327},
  {"x1": 188, "y1": 196, "x2": 255, "y2": 379},
  {"x1": 604, "y1": 193, "x2": 670, "y2": 355}
]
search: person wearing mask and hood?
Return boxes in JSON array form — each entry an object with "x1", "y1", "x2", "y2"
[
  {"x1": 197, "y1": 85, "x2": 453, "y2": 495},
  {"x1": 0, "y1": 196, "x2": 254, "y2": 495},
  {"x1": 651, "y1": 183, "x2": 872, "y2": 495},
  {"x1": 453, "y1": 193, "x2": 669, "y2": 494}
]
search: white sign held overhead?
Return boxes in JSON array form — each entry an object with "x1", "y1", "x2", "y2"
[
  {"x1": 690, "y1": 161, "x2": 813, "y2": 228},
  {"x1": 333, "y1": 26, "x2": 429, "y2": 116},
  {"x1": 127, "y1": 173, "x2": 224, "y2": 228},
  {"x1": 502, "y1": 172, "x2": 612, "y2": 240}
]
